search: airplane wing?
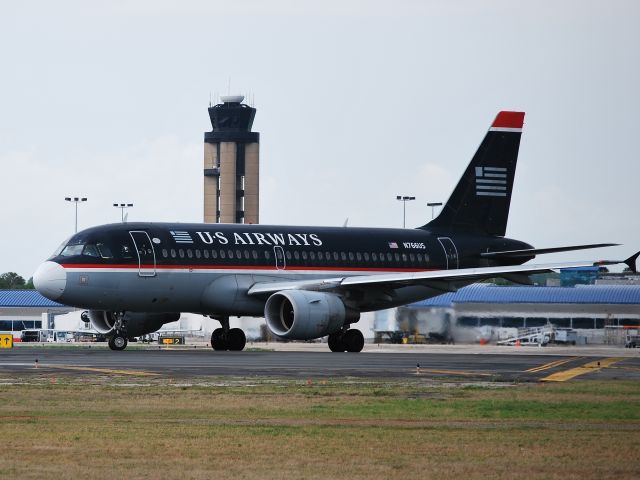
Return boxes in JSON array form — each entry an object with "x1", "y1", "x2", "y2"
[
  {"x1": 248, "y1": 252, "x2": 639, "y2": 297},
  {"x1": 247, "y1": 261, "x2": 589, "y2": 296},
  {"x1": 479, "y1": 243, "x2": 619, "y2": 259}
]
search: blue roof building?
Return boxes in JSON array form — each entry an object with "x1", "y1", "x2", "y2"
[
  {"x1": 376, "y1": 284, "x2": 640, "y2": 343},
  {"x1": 0, "y1": 290, "x2": 76, "y2": 333}
]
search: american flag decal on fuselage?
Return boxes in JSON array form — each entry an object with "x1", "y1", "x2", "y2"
[
  {"x1": 475, "y1": 166, "x2": 508, "y2": 197},
  {"x1": 170, "y1": 230, "x2": 194, "y2": 244}
]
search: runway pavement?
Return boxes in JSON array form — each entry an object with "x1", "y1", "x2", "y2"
[{"x1": 2, "y1": 344, "x2": 639, "y2": 382}]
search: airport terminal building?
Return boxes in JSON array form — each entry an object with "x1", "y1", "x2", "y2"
[
  {"x1": 375, "y1": 284, "x2": 640, "y2": 344},
  {"x1": 0, "y1": 290, "x2": 75, "y2": 335}
]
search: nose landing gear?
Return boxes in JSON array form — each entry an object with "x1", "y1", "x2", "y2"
[
  {"x1": 108, "y1": 312, "x2": 129, "y2": 351},
  {"x1": 108, "y1": 334, "x2": 128, "y2": 351}
]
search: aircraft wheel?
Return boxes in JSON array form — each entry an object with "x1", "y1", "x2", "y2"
[
  {"x1": 227, "y1": 328, "x2": 246, "y2": 351},
  {"x1": 343, "y1": 329, "x2": 364, "y2": 353},
  {"x1": 109, "y1": 335, "x2": 128, "y2": 351},
  {"x1": 211, "y1": 328, "x2": 227, "y2": 351},
  {"x1": 328, "y1": 332, "x2": 345, "y2": 352}
]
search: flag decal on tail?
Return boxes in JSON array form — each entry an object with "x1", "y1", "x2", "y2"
[{"x1": 475, "y1": 166, "x2": 507, "y2": 197}]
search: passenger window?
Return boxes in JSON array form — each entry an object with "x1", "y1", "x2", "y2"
[
  {"x1": 236, "y1": 250, "x2": 242, "y2": 259},
  {"x1": 410, "y1": 253, "x2": 416, "y2": 262},
  {"x1": 179, "y1": 249, "x2": 185, "y2": 258},
  {"x1": 204, "y1": 250, "x2": 210, "y2": 259},
  {"x1": 402, "y1": 253, "x2": 407, "y2": 262},
  {"x1": 302, "y1": 251, "x2": 308, "y2": 260},
  {"x1": 211, "y1": 250, "x2": 218, "y2": 259},
  {"x1": 417, "y1": 253, "x2": 423, "y2": 262},
  {"x1": 310, "y1": 251, "x2": 316, "y2": 260},
  {"x1": 294, "y1": 251, "x2": 300, "y2": 260},
  {"x1": 285, "y1": 251, "x2": 292, "y2": 260},
  {"x1": 394, "y1": 253, "x2": 400, "y2": 262},
  {"x1": 162, "y1": 249, "x2": 168, "y2": 258},
  {"x1": 387, "y1": 253, "x2": 393, "y2": 261},
  {"x1": 171, "y1": 249, "x2": 176, "y2": 258},
  {"x1": 364, "y1": 252, "x2": 370, "y2": 261},
  {"x1": 220, "y1": 250, "x2": 226, "y2": 259},
  {"x1": 252, "y1": 250, "x2": 258, "y2": 260},
  {"x1": 82, "y1": 244, "x2": 99, "y2": 257},
  {"x1": 228, "y1": 250, "x2": 234, "y2": 259},
  {"x1": 356, "y1": 252, "x2": 362, "y2": 261},
  {"x1": 265, "y1": 251, "x2": 271, "y2": 260},
  {"x1": 372, "y1": 252, "x2": 378, "y2": 262},
  {"x1": 341, "y1": 252, "x2": 347, "y2": 261},
  {"x1": 187, "y1": 249, "x2": 193, "y2": 259},
  {"x1": 195, "y1": 249, "x2": 201, "y2": 258},
  {"x1": 348, "y1": 252, "x2": 354, "y2": 261},
  {"x1": 333, "y1": 252, "x2": 339, "y2": 261}
]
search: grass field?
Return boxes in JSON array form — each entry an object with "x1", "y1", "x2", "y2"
[{"x1": 1, "y1": 377, "x2": 639, "y2": 479}]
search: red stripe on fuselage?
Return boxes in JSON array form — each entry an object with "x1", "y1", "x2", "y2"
[{"x1": 60, "y1": 263, "x2": 434, "y2": 273}]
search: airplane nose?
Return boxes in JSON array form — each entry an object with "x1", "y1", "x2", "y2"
[{"x1": 33, "y1": 261, "x2": 67, "y2": 301}]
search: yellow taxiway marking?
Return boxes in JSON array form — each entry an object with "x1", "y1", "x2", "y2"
[
  {"x1": 41, "y1": 364, "x2": 160, "y2": 376},
  {"x1": 525, "y1": 357, "x2": 581, "y2": 373},
  {"x1": 541, "y1": 357, "x2": 623, "y2": 382},
  {"x1": 414, "y1": 368, "x2": 491, "y2": 377}
]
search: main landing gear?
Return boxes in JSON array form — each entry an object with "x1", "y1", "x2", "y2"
[
  {"x1": 328, "y1": 328, "x2": 364, "y2": 353},
  {"x1": 108, "y1": 312, "x2": 128, "y2": 351},
  {"x1": 210, "y1": 316, "x2": 246, "y2": 351}
]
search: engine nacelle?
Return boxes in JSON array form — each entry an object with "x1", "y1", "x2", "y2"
[
  {"x1": 87, "y1": 311, "x2": 180, "y2": 337},
  {"x1": 264, "y1": 290, "x2": 358, "y2": 340}
]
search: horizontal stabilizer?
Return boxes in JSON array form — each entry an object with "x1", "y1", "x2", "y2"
[
  {"x1": 480, "y1": 243, "x2": 619, "y2": 259},
  {"x1": 595, "y1": 250, "x2": 640, "y2": 273}
]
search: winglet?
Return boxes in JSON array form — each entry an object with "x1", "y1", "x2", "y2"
[
  {"x1": 490, "y1": 111, "x2": 525, "y2": 131},
  {"x1": 624, "y1": 251, "x2": 640, "y2": 273}
]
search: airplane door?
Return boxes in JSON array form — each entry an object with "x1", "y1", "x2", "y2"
[
  {"x1": 129, "y1": 231, "x2": 157, "y2": 277},
  {"x1": 274, "y1": 246, "x2": 286, "y2": 270},
  {"x1": 437, "y1": 237, "x2": 459, "y2": 270}
]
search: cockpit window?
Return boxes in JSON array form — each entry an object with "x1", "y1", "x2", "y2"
[
  {"x1": 97, "y1": 243, "x2": 114, "y2": 259},
  {"x1": 60, "y1": 245, "x2": 84, "y2": 257},
  {"x1": 58, "y1": 241, "x2": 116, "y2": 259},
  {"x1": 50, "y1": 237, "x2": 72, "y2": 258},
  {"x1": 82, "y1": 244, "x2": 99, "y2": 257}
]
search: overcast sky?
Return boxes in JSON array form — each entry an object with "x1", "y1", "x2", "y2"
[{"x1": 1, "y1": 0, "x2": 639, "y2": 279}]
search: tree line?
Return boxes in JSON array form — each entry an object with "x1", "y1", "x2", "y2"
[{"x1": 0, "y1": 272, "x2": 34, "y2": 289}]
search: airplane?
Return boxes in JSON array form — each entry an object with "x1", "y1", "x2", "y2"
[{"x1": 33, "y1": 111, "x2": 638, "y2": 352}]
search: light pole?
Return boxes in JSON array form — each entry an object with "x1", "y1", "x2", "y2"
[
  {"x1": 113, "y1": 203, "x2": 134, "y2": 222},
  {"x1": 427, "y1": 202, "x2": 443, "y2": 219},
  {"x1": 65, "y1": 197, "x2": 87, "y2": 233},
  {"x1": 396, "y1": 195, "x2": 415, "y2": 228}
]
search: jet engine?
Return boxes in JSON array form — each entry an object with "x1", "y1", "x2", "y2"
[
  {"x1": 87, "y1": 311, "x2": 180, "y2": 337},
  {"x1": 264, "y1": 290, "x2": 359, "y2": 340}
]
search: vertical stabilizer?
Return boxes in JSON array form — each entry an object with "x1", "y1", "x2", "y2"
[{"x1": 422, "y1": 111, "x2": 525, "y2": 236}]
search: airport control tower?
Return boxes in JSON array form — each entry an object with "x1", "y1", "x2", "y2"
[{"x1": 203, "y1": 95, "x2": 259, "y2": 224}]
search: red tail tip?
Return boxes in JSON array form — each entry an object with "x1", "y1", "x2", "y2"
[{"x1": 492, "y1": 111, "x2": 525, "y2": 129}]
